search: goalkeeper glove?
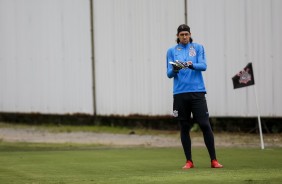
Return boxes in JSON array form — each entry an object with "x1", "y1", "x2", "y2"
[{"x1": 172, "y1": 64, "x2": 181, "y2": 73}]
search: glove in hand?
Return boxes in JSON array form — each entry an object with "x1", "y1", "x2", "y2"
[
  {"x1": 172, "y1": 64, "x2": 182, "y2": 73},
  {"x1": 170, "y1": 60, "x2": 192, "y2": 72}
]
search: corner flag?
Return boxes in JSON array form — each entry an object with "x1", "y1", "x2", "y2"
[
  {"x1": 232, "y1": 63, "x2": 255, "y2": 89},
  {"x1": 232, "y1": 62, "x2": 264, "y2": 149}
]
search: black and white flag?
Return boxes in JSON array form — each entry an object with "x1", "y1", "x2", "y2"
[{"x1": 232, "y1": 63, "x2": 255, "y2": 89}]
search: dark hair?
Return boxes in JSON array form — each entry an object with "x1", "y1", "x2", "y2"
[{"x1": 176, "y1": 24, "x2": 193, "y2": 43}]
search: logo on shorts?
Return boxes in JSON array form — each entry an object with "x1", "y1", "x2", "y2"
[{"x1": 173, "y1": 110, "x2": 178, "y2": 117}]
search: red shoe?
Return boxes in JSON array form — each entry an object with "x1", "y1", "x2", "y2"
[
  {"x1": 211, "y1": 159, "x2": 223, "y2": 168},
  {"x1": 182, "y1": 160, "x2": 194, "y2": 169}
]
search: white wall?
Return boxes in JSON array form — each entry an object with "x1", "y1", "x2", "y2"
[
  {"x1": 0, "y1": 0, "x2": 93, "y2": 114},
  {"x1": 93, "y1": 0, "x2": 185, "y2": 116},
  {"x1": 188, "y1": 0, "x2": 282, "y2": 117},
  {"x1": 0, "y1": 0, "x2": 281, "y2": 117}
]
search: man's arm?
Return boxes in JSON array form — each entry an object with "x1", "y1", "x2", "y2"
[
  {"x1": 192, "y1": 45, "x2": 207, "y2": 71},
  {"x1": 166, "y1": 48, "x2": 178, "y2": 78}
]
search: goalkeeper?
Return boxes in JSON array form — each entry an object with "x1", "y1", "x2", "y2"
[{"x1": 166, "y1": 24, "x2": 223, "y2": 169}]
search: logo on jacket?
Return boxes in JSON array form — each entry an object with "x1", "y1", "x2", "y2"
[{"x1": 189, "y1": 46, "x2": 196, "y2": 57}]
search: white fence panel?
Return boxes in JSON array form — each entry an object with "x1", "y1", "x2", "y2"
[
  {"x1": 0, "y1": 0, "x2": 93, "y2": 114},
  {"x1": 93, "y1": 0, "x2": 185, "y2": 116},
  {"x1": 1, "y1": 0, "x2": 281, "y2": 117},
  {"x1": 188, "y1": 0, "x2": 282, "y2": 117}
]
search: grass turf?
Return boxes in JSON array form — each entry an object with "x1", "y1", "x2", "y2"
[{"x1": 0, "y1": 143, "x2": 281, "y2": 184}]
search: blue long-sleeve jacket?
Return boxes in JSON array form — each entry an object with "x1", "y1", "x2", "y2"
[{"x1": 166, "y1": 43, "x2": 207, "y2": 95}]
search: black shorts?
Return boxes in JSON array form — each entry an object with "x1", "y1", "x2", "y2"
[{"x1": 173, "y1": 92, "x2": 209, "y2": 121}]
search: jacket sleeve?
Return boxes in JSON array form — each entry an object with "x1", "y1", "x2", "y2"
[
  {"x1": 166, "y1": 48, "x2": 177, "y2": 78},
  {"x1": 193, "y1": 45, "x2": 207, "y2": 71}
]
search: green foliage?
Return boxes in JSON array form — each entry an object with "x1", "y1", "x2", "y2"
[
  {"x1": 0, "y1": 143, "x2": 282, "y2": 184},
  {"x1": 0, "y1": 122, "x2": 178, "y2": 136}
]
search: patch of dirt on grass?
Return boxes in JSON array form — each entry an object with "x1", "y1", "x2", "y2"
[{"x1": 0, "y1": 127, "x2": 281, "y2": 148}]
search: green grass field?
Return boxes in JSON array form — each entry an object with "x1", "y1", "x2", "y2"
[{"x1": 0, "y1": 142, "x2": 281, "y2": 184}]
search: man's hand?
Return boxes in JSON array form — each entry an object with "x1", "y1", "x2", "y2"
[
  {"x1": 169, "y1": 61, "x2": 183, "y2": 73},
  {"x1": 187, "y1": 61, "x2": 194, "y2": 69},
  {"x1": 172, "y1": 64, "x2": 182, "y2": 73},
  {"x1": 170, "y1": 60, "x2": 193, "y2": 72}
]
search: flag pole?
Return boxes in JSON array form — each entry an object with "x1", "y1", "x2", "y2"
[{"x1": 253, "y1": 85, "x2": 264, "y2": 149}]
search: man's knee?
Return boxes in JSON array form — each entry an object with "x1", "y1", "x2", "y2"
[
  {"x1": 195, "y1": 118, "x2": 212, "y2": 132},
  {"x1": 179, "y1": 120, "x2": 193, "y2": 131}
]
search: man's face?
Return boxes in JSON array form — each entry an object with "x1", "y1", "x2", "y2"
[{"x1": 177, "y1": 31, "x2": 190, "y2": 44}]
